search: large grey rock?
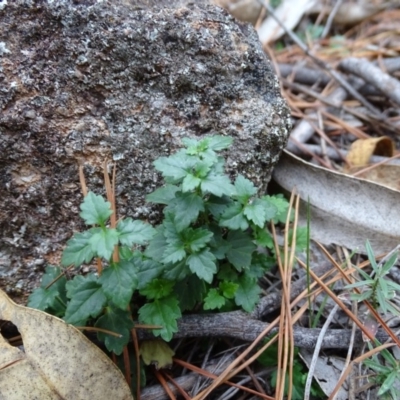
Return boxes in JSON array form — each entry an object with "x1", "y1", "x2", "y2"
[{"x1": 0, "y1": 0, "x2": 291, "y2": 301}]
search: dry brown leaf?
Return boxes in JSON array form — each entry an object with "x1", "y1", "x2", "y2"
[
  {"x1": 0, "y1": 289, "x2": 133, "y2": 400},
  {"x1": 353, "y1": 164, "x2": 400, "y2": 191},
  {"x1": 346, "y1": 136, "x2": 394, "y2": 167},
  {"x1": 212, "y1": 0, "x2": 262, "y2": 24},
  {"x1": 273, "y1": 151, "x2": 400, "y2": 254}
]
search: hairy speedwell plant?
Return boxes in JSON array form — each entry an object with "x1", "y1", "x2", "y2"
[{"x1": 29, "y1": 135, "x2": 289, "y2": 353}]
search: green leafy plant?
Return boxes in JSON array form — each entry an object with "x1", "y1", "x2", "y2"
[
  {"x1": 345, "y1": 241, "x2": 400, "y2": 316},
  {"x1": 257, "y1": 341, "x2": 324, "y2": 399},
  {"x1": 29, "y1": 135, "x2": 290, "y2": 352},
  {"x1": 363, "y1": 344, "x2": 400, "y2": 399}
]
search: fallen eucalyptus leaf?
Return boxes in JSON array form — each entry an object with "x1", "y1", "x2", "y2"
[
  {"x1": 0, "y1": 289, "x2": 133, "y2": 400},
  {"x1": 258, "y1": 0, "x2": 317, "y2": 44},
  {"x1": 272, "y1": 151, "x2": 400, "y2": 254}
]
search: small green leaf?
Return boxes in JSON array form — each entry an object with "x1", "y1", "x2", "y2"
[
  {"x1": 139, "y1": 296, "x2": 182, "y2": 341},
  {"x1": 28, "y1": 266, "x2": 67, "y2": 315},
  {"x1": 163, "y1": 260, "x2": 191, "y2": 281},
  {"x1": 201, "y1": 173, "x2": 235, "y2": 197},
  {"x1": 234, "y1": 275, "x2": 261, "y2": 312},
  {"x1": 146, "y1": 184, "x2": 180, "y2": 205},
  {"x1": 234, "y1": 175, "x2": 257, "y2": 202},
  {"x1": 95, "y1": 307, "x2": 134, "y2": 355},
  {"x1": 226, "y1": 230, "x2": 255, "y2": 271},
  {"x1": 207, "y1": 135, "x2": 233, "y2": 151},
  {"x1": 140, "y1": 279, "x2": 174, "y2": 300},
  {"x1": 184, "y1": 227, "x2": 213, "y2": 252},
  {"x1": 262, "y1": 195, "x2": 289, "y2": 223},
  {"x1": 162, "y1": 242, "x2": 186, "y2": 264},
  {"x1": 219, "y1": 281, "x2": 238, "y2": 299},
  {"x1": 254, "y1": 228, "x2": 274, "y2": 248},
  {"x1": 61, "y1": 230, "x2": 96, "y2": 267},
  {"x1": 117, "y1": 218, "x2": 156, "y2": 246},
  {"x1": 99, "y1": 260, "x2": 138, "y2": 309},
  {"x1": 166, "y1": 192, "x2": 205, "y2": 232},
  {"x1": 208, "y1": 225, "x2": 231, "y2": 259},
  {"x1": 136, "y1": 257, "x2": 165, "y2": 290},
  {"x1": 206, "y1": 195, "x2": 233, "y2": 218},
  {"x1": 182, "y1": 173, "x2": 201, "y2": 192},
  {"x1": 89, "y1": 227, "x2": 119, "y2": 260},
  {"x1": 186, "y1": 249, "x2": 217, "y2": 283},
  {"x1": 80, "y1": 192, "x2": 113, "y2": 225},
  {"x1": 65, "y1": 275, "x2": 107, "y2": 325},
  {"x1": 153, "y1": 152, "x2": 196, "y2": 183},
  {"x1": 219, "y1": 202, "x2": 248, "y2": 231},
  {"x1": 244, "y1": 199, "x2": 267, "y2": 228},
  {"x1": 175, "y1": 275, "x2": 206, "y2": 311},
  {"x1": 145, "y1": 228, "x2": 168, "y2": 263},
  {"x1": 204, "y1": 288, "x2": 226, "y2": 310}
]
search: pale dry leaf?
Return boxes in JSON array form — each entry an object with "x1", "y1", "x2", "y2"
[
  {"x1": 0, "y1": 289, "x2": 133, "y2": 400},
  {"x1": 258, "y1": 0, "x2": 317, "y2": 44},
  {"x1": 273, "y1": 151, "x2": 400, "y2": 254}
]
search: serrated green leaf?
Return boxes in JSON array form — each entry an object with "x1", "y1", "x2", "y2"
[
  {"x1": 207, "y1": 135, "x2": 233, "y2": 151},
  {"x1": 140, "y1": 278, "x2": 174, "y2": 300},
  {"x1": 234, "y1": 175, "x2": 257, "y2": 202},
  {"x1": 166, "y1": 192, "x2": 205, "y2": 232},
  {"x1": 184, "y1": 227, "x2": 213, "y2": 252},
  {"x1": 181, "y1": 137, "x2": 199, "y2": 149},
  {"x1": 163, "y1": 260, "x2": 191, "y2": 281},
  {"x1": 204, "y1": 288, "x2": 226, "y2": 310},
  {"x1": 254, "y1": 228, "x2": 274, "y2": 248},
  {"x1": 162, "y1": 242, "x2": 186, "y2": 264},
  {"x1": 186, "y1": 249, "x2": 216, "y2": 283},
  {"x1": 250, "y1": 252, "x2": 274, "y2": 277},
  {"x1": 61, "y1": 230, "x2": 96, "y2": 267},
  {"x1": 28, "y1": 266, "x2": 67, "y2": 315},
  {"x1": 153, "y1": 152, "x2": 196, "y2": 183},
  {"x1": 175, "y1": 275, "x2": 206, "y2": 311},
  {"x1": 146, "y1": 184, "x2": 180, "y2": 205},
  {"x1": 219, "y1": 281, "x2": 238, "y2": 299},
  {"x1": 182, "y1": 173, "x2": 201, "y2": 192},
  {"x1": 217, "y1": 264, "x2": 239, "y2": 281},
  {"x1": 244, "y1": 199, "x2": 267, "y2": 228},
  {"x1": 80, "y1": 191, "x2": 113, "y2": 225},
  {"x1": 201, "y1": 173, "x2": 235, "y2": 197},
  {"x1": 136, "y1": 257, "x2": 165, "y2": 290},
  {"x1": 99, "y1": 260, "x2": 138, "y2": 309},
  {"x1": 89, "y1": 227, "x2": 119, "y2": 260},
  {"x1": 145, "y1": 228, "x2": 168, "y2": 263},
  {"x1": 208, "y1": 225, "x2": 231, "y2": 259},
  {"x1": 262, "y1": 195, "x2": 289, "y2": 223},
  {"x1": 64, "y1": 275, "x2": 107, "y2": 325},
  {"x1": 117, "y1": 218, "x2": 156, "y2": 246},
  {"x1": 226, "y1": 230, "x2": 256, "y2": 271},
  {"x1": 219, "y1": 202, "x2": 248, "y2": 231},
  {"x1": 235, "y1": 275, "x2": 261, "y2": 312},
  {"x1": 138, "y1": 296, "x2": 182, "y2": 341},
  {"x1": 206, "y1": 195, "x2": 233, "y2": 218},
  {"x1": 28, "y1": 288, "x2": 53, "y2": 311},
  {"x1": 95, "y1": 307, "x2": 134, "y2": 355}
]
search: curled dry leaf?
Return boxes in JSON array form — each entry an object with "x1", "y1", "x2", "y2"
[
  {"x1": 346, "y1": 136, "x2": 394, "y2": 168},
  {"x1": 273, "y1": 151, "x2": 400, "y2": 254},
  {"x1": 0, "y1": 289, "x2": 133, "y2": 400}
]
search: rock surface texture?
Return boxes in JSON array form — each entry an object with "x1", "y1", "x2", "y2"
[{"x1": 0, "y1": 0, "x2": 291, "y2": 301}]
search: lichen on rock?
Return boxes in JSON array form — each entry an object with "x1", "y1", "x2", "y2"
[{"x1": 0, "y1": 0, "x2": 291, "y2": 302}]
